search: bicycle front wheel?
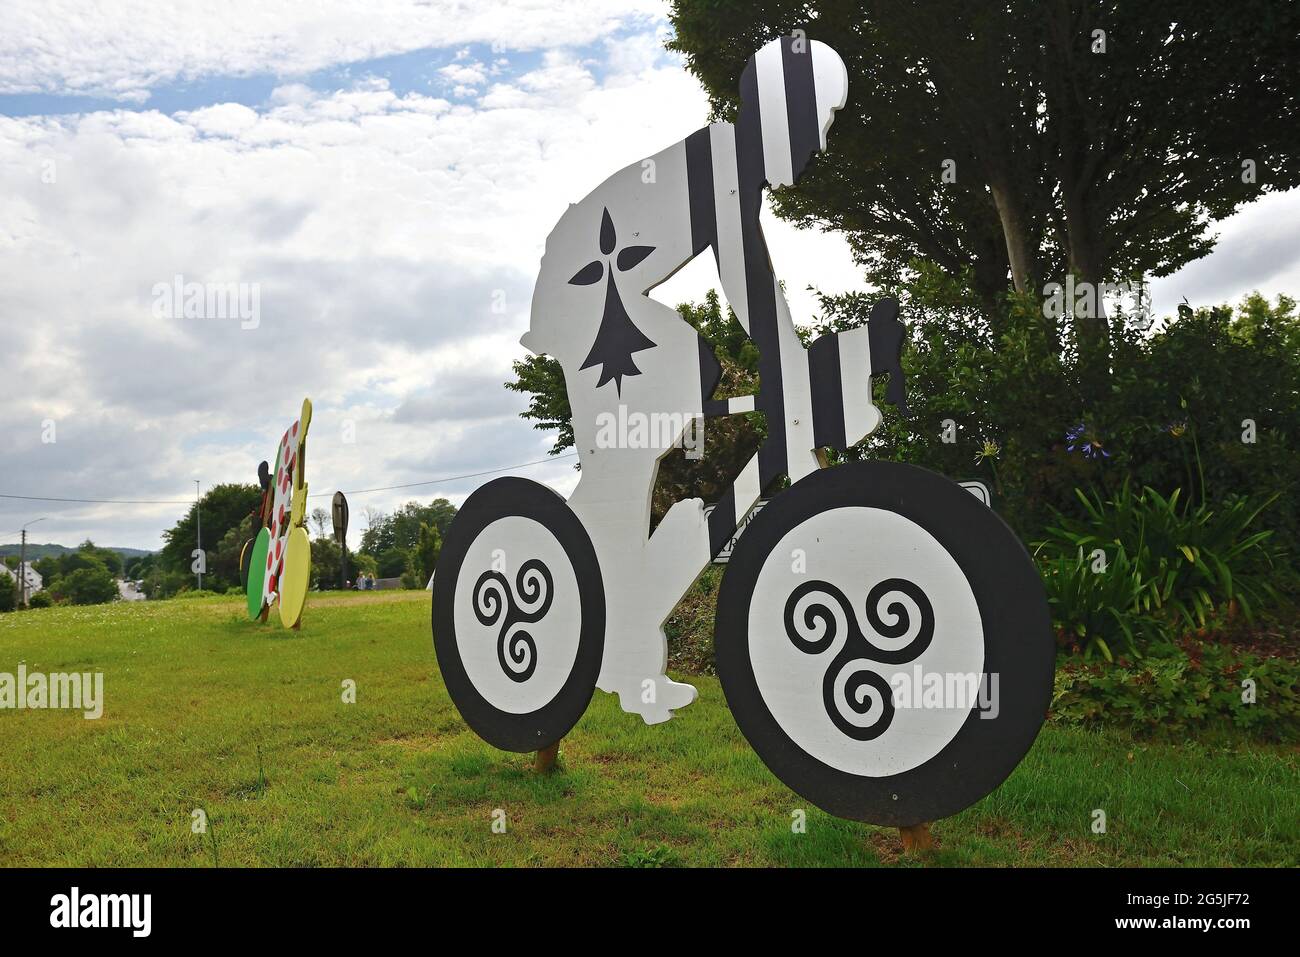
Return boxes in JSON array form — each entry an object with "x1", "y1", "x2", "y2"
[{"x1": 715, "y1": 461, "x2": 1053, "y2": 825}]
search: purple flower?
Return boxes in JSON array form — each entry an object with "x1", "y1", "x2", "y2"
[{"x1": 1065, "y1": 423, "x2": 1109, "y2": 459}]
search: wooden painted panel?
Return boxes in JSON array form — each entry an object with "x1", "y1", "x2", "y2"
[
  {"x1": 246, "y1": 398, "x2": 313, "y2": 628},
  {"x1": 432, "y1": 36, "x2": 1052, "y2": 826}
]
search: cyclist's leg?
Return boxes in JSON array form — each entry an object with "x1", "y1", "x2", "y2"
[{"x1": 568, "y1": 486, "x2": 702, "y2": 724}]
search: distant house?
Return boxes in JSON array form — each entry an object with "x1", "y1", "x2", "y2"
[{"x1": 0, "y1": 562, "x2": 43, "y2": 596}]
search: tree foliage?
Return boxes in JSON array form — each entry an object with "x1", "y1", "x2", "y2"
[
  {"x1": 505, "y1": 354, "x2": 574, "y2": 455},
  {"x1": 311, "y1": 535, "x2": 344, "y2": 590},
  {"x1": 29, "y1": 541, "x2": 124, "y2": 606},
  {"x1": 820, "y1": 275, "x2": 1300, "y2": 570},
  {"x1": 159, "y1": 483, "x2": 262, "y2": 591},
  {"x1": 411, "y1": 521, "x2": 441, "y2": 587},
  {"x1": 359, "y1": 499, "x2": 457, "y2": 557},
  {"x1": 24, "y1": 541, "x2": 124, "y2": 606},
  {"x1": 56, "y1": 565, "x2": 119, "y2": 606},
  {"x1": 356, "y1": 499, "x2": 456, "y2": 586},
  {"x1": 668, "y1": 0, "x2": 1300, "y2": 390}
]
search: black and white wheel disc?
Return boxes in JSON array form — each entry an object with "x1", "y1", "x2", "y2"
[
  {"x1": 716, "y1": 461, "x2": 1053, "y2": 825},
  {"x1": 432, "y1": 477, "x2": 605, "y2": 752}
]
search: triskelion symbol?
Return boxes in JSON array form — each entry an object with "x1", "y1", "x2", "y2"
[
  {"x1": 473, "y1": 559, "x2": 555, "y2": 683},
  {"x1": 784, "y1": 578, "x2": 935, "y2": 740}
]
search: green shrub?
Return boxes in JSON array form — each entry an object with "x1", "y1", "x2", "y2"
[
  {"x1": 1052, "y1": 643, "x2": 1300, "y2": 741},
  {"x1": 55, "y1": 565, "x2": 119, "y2": 606},
  {"x1": 1038, "y1": 480, "x2": 1285, "y2": 635},
  {"x1": 170, "y1": 589, "x2": 224, "y2": 600},
  {"x1": 142, "y1": 568, "x2": 192, "y2": 599},
  {"x1": 815, "y1": 282, "x2": 1300, "y2": 572},
  {"x1": 400, "y1": 548, "x2": 429, "y2": 590},
  {"x1": 375, "y1": 547, "x2": 409, "y2": 580},
  {"x1": 1038, "y1": 547, "x2": 1170, "y2": 661},
  {"x1": 308, "y1": 535, "x2": 342, "y2": 590},
  {"x1": 664, "y1": 565, "x2": 722, "y2": 675},
  {"x1": 26, "y1": 591, "x2": 55, "y2": 609}
]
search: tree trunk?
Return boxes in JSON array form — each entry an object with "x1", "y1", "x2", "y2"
[
  {"x1": 1061, "y1": 186, "x2": 1111, "y2": 404},
  {"x1": 969, "y1": 231, "x2": 1012, "y2": 335},
  {"x1": 988, "y1": 179, "x2": 1036, "y2": 295}
]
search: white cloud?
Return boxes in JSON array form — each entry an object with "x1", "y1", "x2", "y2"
[
  {"x1": 0, "y1": 0, "x2": 665, "y2": 101},
  {"x1": 185, "y1": 103, "x2": 261, "y2": 137},
  {"x1": 439, "y1": 62, "x2": 488, "y2": 88},
  {"x1": 0, "y1": 29, "x2": 750, "y2": 548},
  {"x1": 269, "y1": 83, "x2": 318, "y2": 108}
]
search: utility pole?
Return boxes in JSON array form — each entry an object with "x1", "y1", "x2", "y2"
[
  {"x1": 18, "y1": 517, "x2": 46, "y2": 608},
  {"x1": 194, "y1": 480, "x2": 203, "y2": 591}
]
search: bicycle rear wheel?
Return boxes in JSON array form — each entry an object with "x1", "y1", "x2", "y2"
[{"x1": 432, "y1": 477, "x2": 605, "y2": 752}]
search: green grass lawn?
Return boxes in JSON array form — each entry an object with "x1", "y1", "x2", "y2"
[{"x1": 0, "y1": 591, "x2": 1295, "y2": 867}]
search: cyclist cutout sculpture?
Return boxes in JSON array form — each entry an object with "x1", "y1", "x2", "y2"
[
  {"x1": 241, "y1": 398, "x2": 313, "y2": 630},
  {"x1": 434, "y1": 36, "x2": 1053, "y2": 826}
]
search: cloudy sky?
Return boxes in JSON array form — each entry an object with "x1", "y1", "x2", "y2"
[{"x1": 2, "y1": 0, "x2": 1298, "y2": 552}]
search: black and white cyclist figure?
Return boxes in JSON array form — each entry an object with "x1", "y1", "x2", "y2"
[
  {"x1": 522, "y1": 35, "x2": 902, "y2": 724},
  {"x1": 436, "y1": 34, "x2": 1051, "y2": 825}
]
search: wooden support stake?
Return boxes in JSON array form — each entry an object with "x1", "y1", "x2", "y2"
[
  {"x1": 899, "y1": 823, "x2": 933, "y2": 853},
  {"x1": 534, "y1": 741, "x2": 561, "y2": 774}
]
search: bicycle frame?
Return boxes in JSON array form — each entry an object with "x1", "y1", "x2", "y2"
[{"x1": 701, "y1": 302, "x2": 907, "y2": 560}]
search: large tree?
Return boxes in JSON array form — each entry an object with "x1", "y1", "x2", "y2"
[
  {"x1": 358, "y1": 499, "x2": 457, "y2": 557},
  {"x1": 160, "y1": 483, "x2": 261, "y2": 587},
  {"x1": 56, "y1": 565, "x2": 119, "y2": 606},
  {"x1": 668, "y1": 0, "x2": 1300, "y2": 390}
]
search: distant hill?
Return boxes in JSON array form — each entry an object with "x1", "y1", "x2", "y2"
[{"x1": 0, "y1": 543, "x2": 155, "y2": 561}]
